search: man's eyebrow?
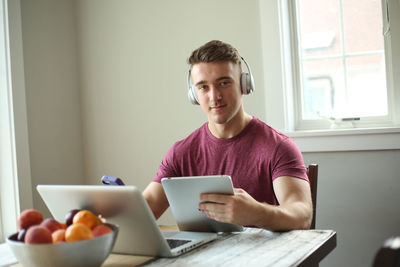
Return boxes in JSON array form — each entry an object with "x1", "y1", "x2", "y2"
[
  {"x1": 194, "y1": 76, "x2": 233, "y2": 87},
  {"x1": 216, "y1": 76, "x2": 233, "y2": 81},
  {"x1": 194, "y1": 80, "x2": 207, "y2": 87}
]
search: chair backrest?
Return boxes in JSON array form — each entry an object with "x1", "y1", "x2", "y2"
[{"x1": 307, "y1": 164, "x2": 318, "y2": 229}]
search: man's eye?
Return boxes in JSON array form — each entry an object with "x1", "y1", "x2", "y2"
[
  {"x1": 198, "y1": 85, "x2": 208, "y2": 90},
  {"x1": 220, "y1": 81, "x2": 230, "y2": 87}
]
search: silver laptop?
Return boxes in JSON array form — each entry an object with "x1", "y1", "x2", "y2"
[
  {"x1": 37, "y1": 185, "x2": 217, "y2": 257},
  {"x1": 161, "y1": 175, "x2": 243, "y2": 233}
]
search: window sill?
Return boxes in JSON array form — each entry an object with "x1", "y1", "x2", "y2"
[
  {"x1": 285, "y1": 127, "x2": 400, "y2": 152},
  {"x1": 0, "y1": 242, "x2": 18, "y2": 265}
]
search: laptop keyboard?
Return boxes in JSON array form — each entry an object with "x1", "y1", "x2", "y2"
[{"x1": 166, "y1": 239, "x2": 191, "y2": 249}]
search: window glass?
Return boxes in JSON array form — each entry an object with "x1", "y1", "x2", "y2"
[
  {"x1": 346, "y1": 55, "x2": 388, "y2": 117},
  {"x1": 296, "y1": 0, "x2": 388, "y2": 122},
  {"x1": 302, "y1": 58, "x2": 343, "y2": 119},
  {"x1": 342, "y1": 0, "x2": 384, "y2": 53},
  {"x1": 298, "y1": 0, "x2": 342, "y2": 58}
]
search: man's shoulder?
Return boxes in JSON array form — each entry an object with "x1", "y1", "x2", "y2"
[
  {"x1": 251, "y1": 117, "x2": 289, "y2": 140},
  {"x1": 173, "y1": 122, "x2": 208, "y2": 150}
]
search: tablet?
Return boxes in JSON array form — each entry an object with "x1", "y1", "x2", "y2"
[{"x1": 161, "y1": 175, "x2": 243, "y2": 233}]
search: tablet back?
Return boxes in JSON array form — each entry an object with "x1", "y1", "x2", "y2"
[
  {"x1": 36, "y1": 185, "x2": 217, "y2": 257},
  {"x1": 161, "y1": 175, "x2": 243, "y2": 233}
]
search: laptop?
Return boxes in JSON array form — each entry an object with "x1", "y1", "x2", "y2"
[
  {"x1": 161, "y1": 175, "x2": 243, "y2": 233},
  {"x1": 36, "y1": 185, "x2": 217, "y2": 257}
]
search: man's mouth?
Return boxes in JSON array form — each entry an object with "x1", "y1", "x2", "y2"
[{"x1": 210, "y1": 104, "x2": 226, "y2": 111}]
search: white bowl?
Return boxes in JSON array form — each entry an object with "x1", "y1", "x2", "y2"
[{"x1": 7, "y1": 223, "x2": 119, "y2": 267}]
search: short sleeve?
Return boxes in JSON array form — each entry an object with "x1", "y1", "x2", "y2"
[
  {"x1": 152, "y1": 144, "x2": 179, "y2": 183},
  {"x1": 271, "y1": 137, "x2": 308, "y2": 182}
]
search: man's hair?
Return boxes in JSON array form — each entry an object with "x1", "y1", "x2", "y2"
[{"x1": 188, "y1": 40, "x2": 241, "y2": 67}]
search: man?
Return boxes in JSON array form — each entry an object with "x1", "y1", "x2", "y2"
[{"x1": 143, "y1": 40, "x2": 312, "y2": 231}]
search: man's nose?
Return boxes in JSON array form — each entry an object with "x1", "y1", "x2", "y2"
[{"x1": 209, "y1": 86, "x2": 222, "y2": 102}]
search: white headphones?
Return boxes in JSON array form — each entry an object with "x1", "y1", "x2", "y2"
[{"x1": 187, "y1": 57, "x2": 255, "y2": 105}]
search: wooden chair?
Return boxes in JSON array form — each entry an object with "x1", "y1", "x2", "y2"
[
  {"x1": 372, "y1": 237, "x2": 400, "y2": 267},
  {"x1": 307, "y1": 164, "x2": 318, "y2": 230}
]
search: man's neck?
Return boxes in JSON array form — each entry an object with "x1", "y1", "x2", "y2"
[{"x1": 208, "y1": 112, "x2": 253, "y2": 139}]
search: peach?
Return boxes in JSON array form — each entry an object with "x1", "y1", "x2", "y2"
[
  {"x1": 40, "y1": 218, "x2": 64, "y2": 234},
  {"x1": 92, "y1": 225, "x2": 112, "y2": 237},
  {"x1": 17, "y1": 209, "x2": 43, "y2": 230},
  {"x1": 25, "y1": 225, "x2": 52, "y2": 244}
]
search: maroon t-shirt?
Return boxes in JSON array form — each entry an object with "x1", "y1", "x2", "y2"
[{"x1": 153, "y1": 117, "x2": 308, "y2": 205}]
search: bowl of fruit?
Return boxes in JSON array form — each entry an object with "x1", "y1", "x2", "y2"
[{"x1": 7, "y1": 208, "x2": 119, "y2": 267}]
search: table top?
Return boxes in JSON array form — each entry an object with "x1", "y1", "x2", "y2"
[
  {"x1": 7, "y1": 226, "x2": 336, "y2": 267},
  {"x1": 104, "y1": 227, "x2": 336, "y2": 267}
]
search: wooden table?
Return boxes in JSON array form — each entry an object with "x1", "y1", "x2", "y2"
[
  {"x1": 8, "y1": 226, "x2": 336, "y2": 267},
  {"x1": 101, "y1": 225, "x2": 179, "y2": 266},
  {"x1": 102, "y1": 226, "x2": 336, "y2": 267}
]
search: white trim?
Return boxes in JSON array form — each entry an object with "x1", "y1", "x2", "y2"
[
  {"x1": 0, "y1": 0, "x2": 33, "y2": 241},
  {"x1": 386, "y1": 0, "x2": 400, "y2": 125},
  {"x1": 287, "y1": 127, "x2": 400, "y2": 152},
  {"x1": 259, "y1": 0, "x2": 287, "y2": 130}
]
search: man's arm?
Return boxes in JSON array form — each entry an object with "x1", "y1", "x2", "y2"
[
  {"x1": 266, "y1": 176, "x2": 313, "y2": 230},
  {"x1": 198, "y1": 176, "x2": 313, "y2": 231},
  {"x1": 143, "y1": 182, "x2": 169, "y2": 220}
]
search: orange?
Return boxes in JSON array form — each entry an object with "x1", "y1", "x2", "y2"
[
  {"x1": 52, "y1": 229, "x2": 66, "y2": 243},
  {"x1": 93, "y1": 216, "x2": 103, "y2": 228},
  {"x1": 72, "y1": 210, "x2": 98, "y2": 229},
  {"x1": 65, "y1": 223, "x2": 94, "y2": 242}
]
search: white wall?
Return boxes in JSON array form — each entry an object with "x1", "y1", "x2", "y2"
[
  {"x1": 19, "y1": 0, "x2": 400, "y2": 266},
  {"x1": 75, "y1": 0, "x2": 265, "y2": 223},
  {"x1": 303, "y1": 150, "x2": 400, "y2": 267},
  {"x1": 20, "y1": 0, "x2": 83, "y2": 217}
]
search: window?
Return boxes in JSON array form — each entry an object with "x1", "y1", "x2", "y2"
[
  {"x1": 0, "y1": 0, "x2": 8, "y2": 243},
  {"x1": 0, "y1": 0, "x2": 33, "y2": 242},
  {"x1": 284, "y1": 0, "x2": 398, "y2": 130}
]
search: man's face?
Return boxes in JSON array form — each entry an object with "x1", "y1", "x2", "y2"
[{"x1": 190, "y1": 61, "x2": 243, "y2": 126}]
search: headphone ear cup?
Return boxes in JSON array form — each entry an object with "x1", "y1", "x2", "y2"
[
  {"x1": 240, "y1": 57, "x2": 255, "y2": 95},
  {"x1": 187, "y1": 70, "x2": 199, "y2": 105},
  {"x1": 240, "y1": 72, "x2": 251, "y2": 95},
  {"x1": 188, "y1": 85, "x2": 199, "y2": 105}
]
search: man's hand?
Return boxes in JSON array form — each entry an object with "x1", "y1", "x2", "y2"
[
  {"x1": 198, "y1": 188, "x2": 263, "y2": 226},
  {"x1": 198, "y1": 176, "x2": 313, "y2": 231}
]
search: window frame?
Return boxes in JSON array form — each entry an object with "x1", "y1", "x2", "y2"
[
  {"x1": 259, "y1": 0, "x2": 400, "y2": 152},
  {"x1": 0, "y1": 0, "x2": 33, "y2": 242},
  {"x1": 287, "y1": 0, "x2": 398, "y2": 131}
]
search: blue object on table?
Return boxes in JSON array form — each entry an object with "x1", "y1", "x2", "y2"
[{"x1": 102, "y1": 175, "x2": 125, "y2": 186}]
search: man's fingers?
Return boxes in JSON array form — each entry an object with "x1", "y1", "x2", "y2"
[
  {"x1": 198, "y1": 201, "x2": 231, "y2": 220},
  {"x1": 200, "y1": 193, "x2": 231, "y2": 204},
  {"x1": 203, "y1": 209, "x2": 231, "y2": 223}
]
